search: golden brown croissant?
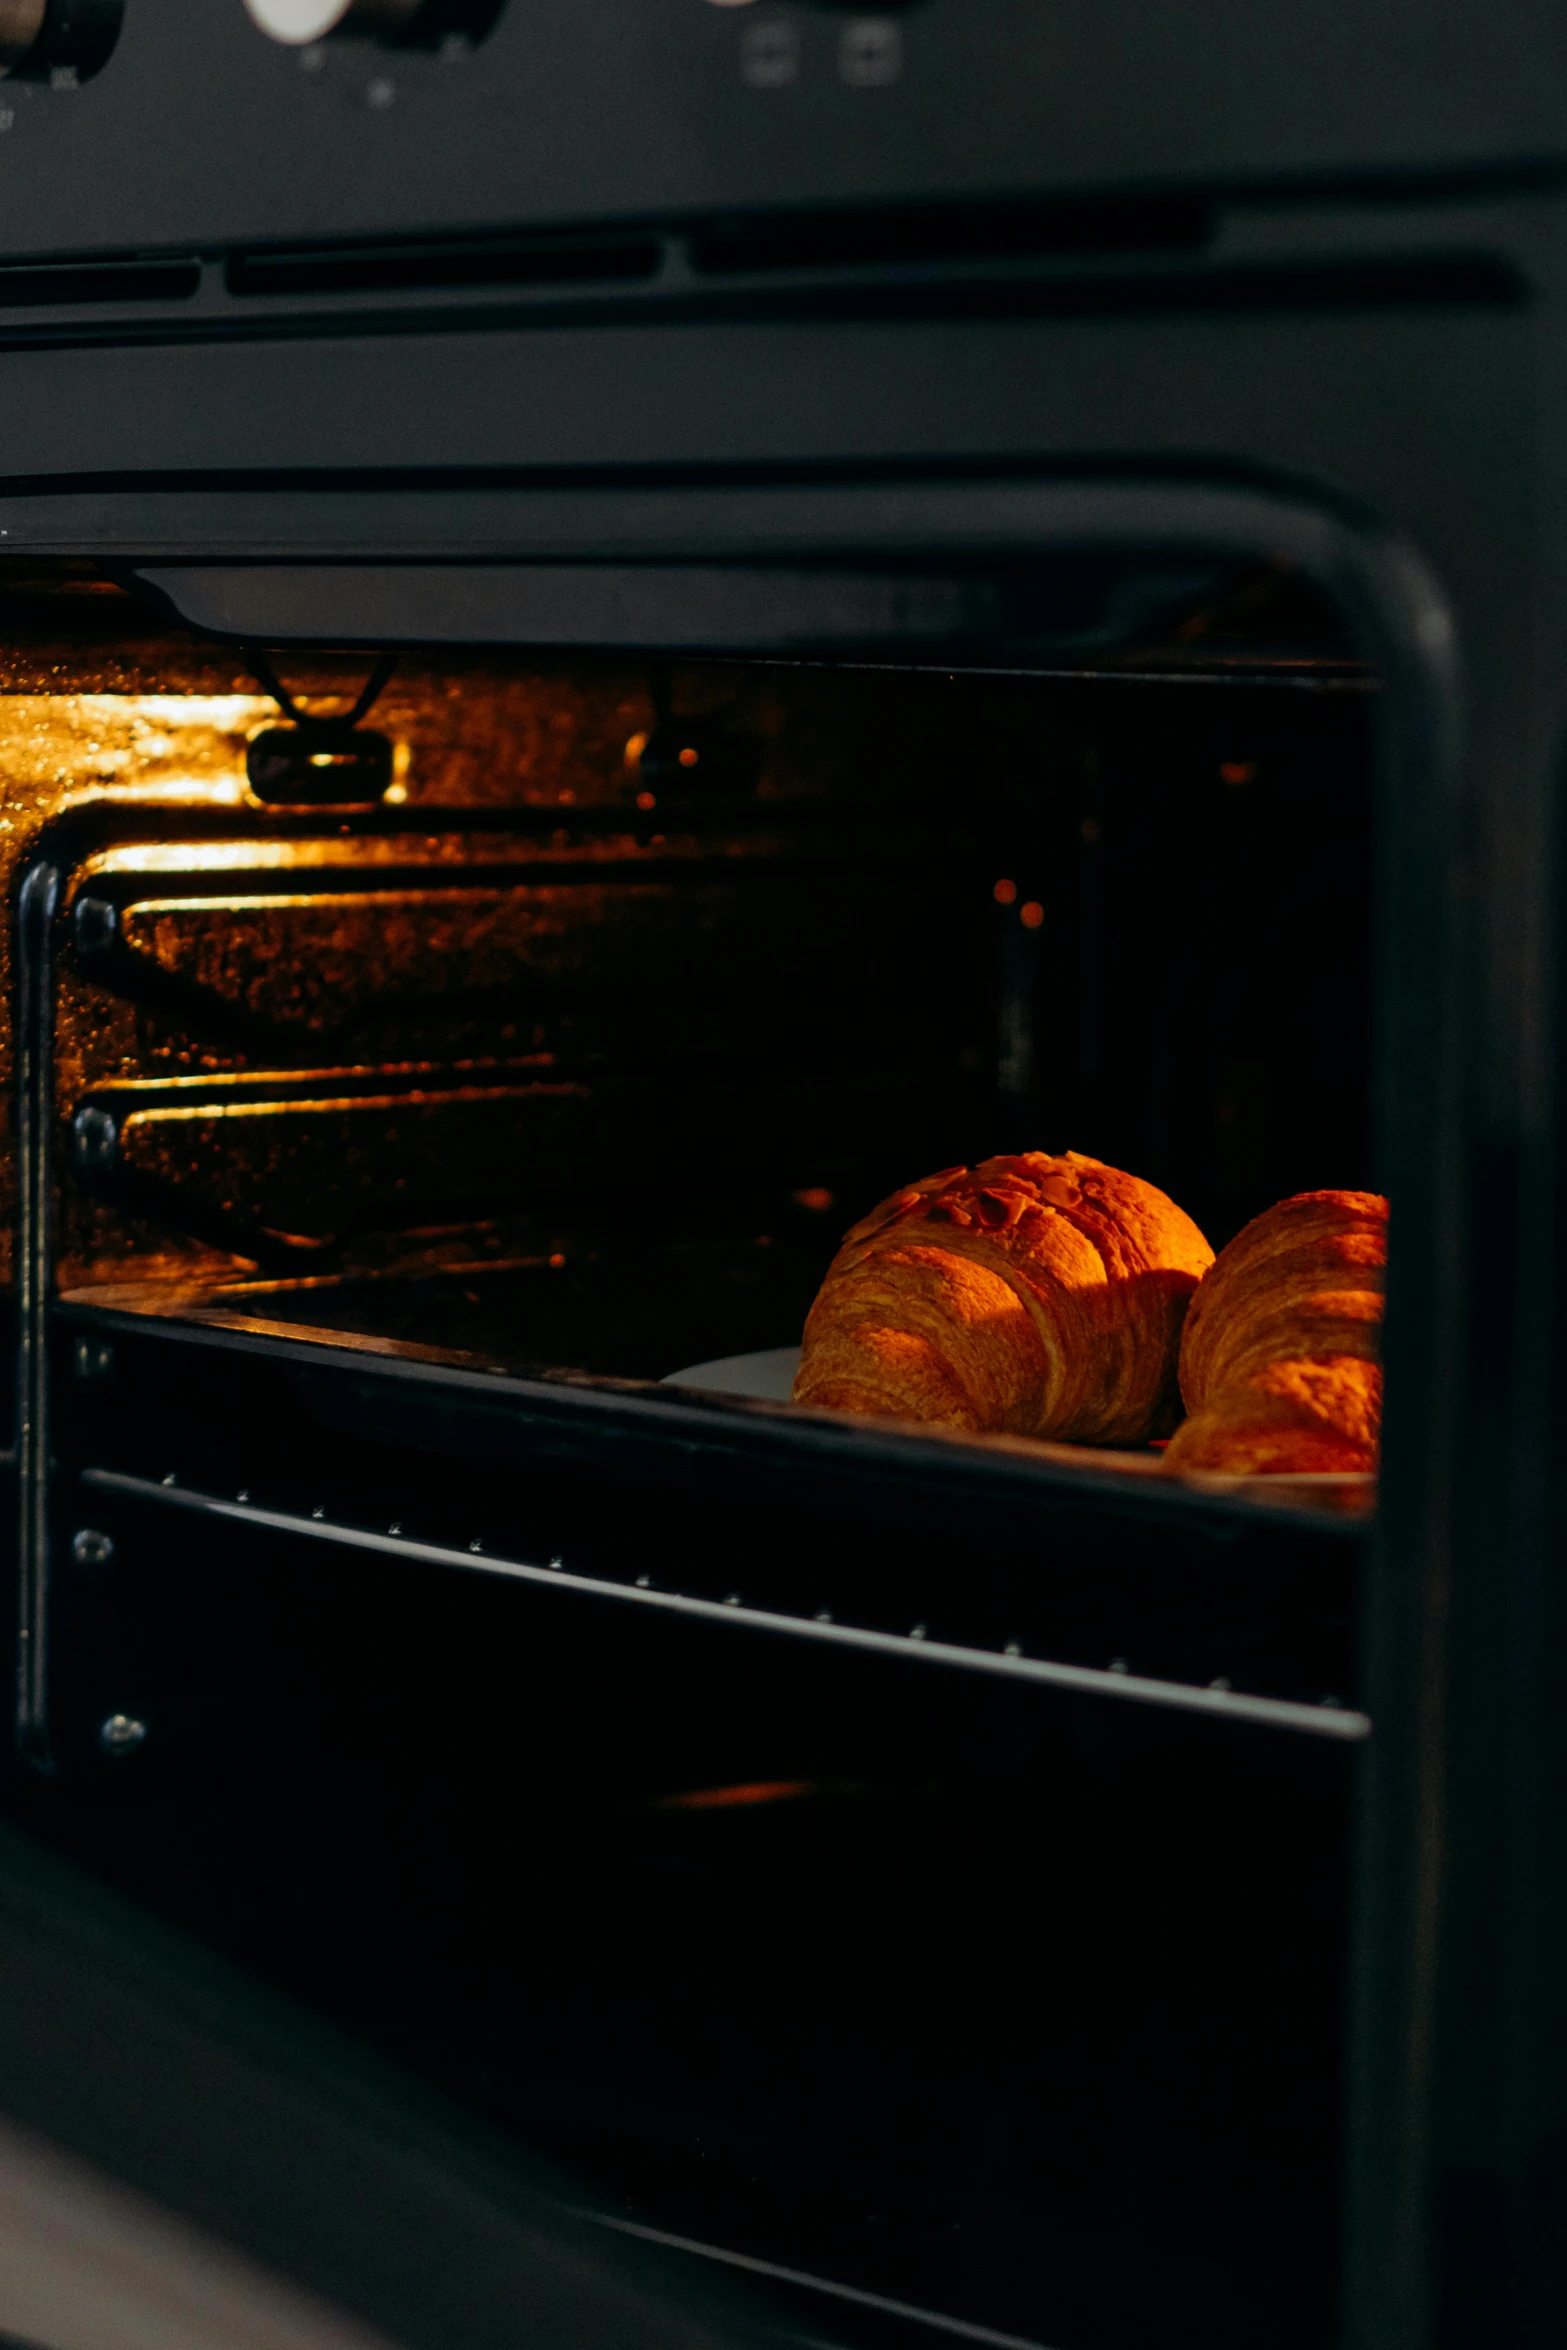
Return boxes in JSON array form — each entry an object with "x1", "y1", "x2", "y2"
[
  {"x1": 1161, "y1": 1189, "x2": 1387, "y2": 1476},
  {"x1": 793, "y1": 1150, "x2": 1214, "y2": 1444}
]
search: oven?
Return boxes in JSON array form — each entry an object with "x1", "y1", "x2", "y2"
[{"x1": 0, "y1": 7, "x2": 1559, "y2": 2350}]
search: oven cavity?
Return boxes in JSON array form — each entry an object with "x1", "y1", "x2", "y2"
[{"x1": 1, "y1": 552, "x2": 1379, "y2": 2350}]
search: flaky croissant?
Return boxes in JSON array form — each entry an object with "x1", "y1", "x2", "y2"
[
  {"x1": 793, "y1": 1150, "x2": 1214, "y2": 1444},
  {"x1": 1162, "y1": 1189, "x2": 1387, "y2": 1476}
]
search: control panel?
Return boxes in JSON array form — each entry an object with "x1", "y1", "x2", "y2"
[{"x1": 0, "y1": 1, "x2": 1557, "y2": 264}]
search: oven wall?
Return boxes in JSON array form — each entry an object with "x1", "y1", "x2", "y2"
[
  {"x1": 28, "y1": 655, "x2": 996, "y2": 1306},
  {"x1": 28, "y1": 651, "x2": 1374, "y2": 1317}
]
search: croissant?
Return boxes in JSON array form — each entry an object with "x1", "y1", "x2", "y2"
[
  {"x1": 1161, "y1": 1189, "x2": 1387, "y2": 1476},
  {"x1": 793, "y1": 1150, "x2": 1214, "y2": 1444}
]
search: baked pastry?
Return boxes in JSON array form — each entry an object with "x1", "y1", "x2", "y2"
[
  {"x1": 1162, "y1": 1189, "x2": 1387, "y2": 1475},
  {"x1": 793, "y1": 1151, "x2": 1213, "y2": 1443}
]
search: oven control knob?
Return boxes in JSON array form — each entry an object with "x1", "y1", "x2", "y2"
[
  {"x1": 243, "y1": 0, "x2": 503, "y2": 47},
  {"x1": 0, "y1": 0, "x2": 123, "y2": 82}
]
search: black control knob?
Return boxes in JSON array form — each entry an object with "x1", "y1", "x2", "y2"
[
  {"x1": 243, "y1": 0, "x2": 502, "y2": 48},
  {"x1": 0, "y1": 0, "x2": 122, "y2": 82}
]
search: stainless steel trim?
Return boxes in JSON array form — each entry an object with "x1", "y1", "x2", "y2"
[{"x1": 80, "y1": 1468, "x2": 1373, "y2": 1742}]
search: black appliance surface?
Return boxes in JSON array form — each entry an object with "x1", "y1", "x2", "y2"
[
  {"x1": 0, "y1": 11, "x2": 1560, "y2": 2350},
  {"x1": 0, "y1": 1, "x2": 1559, "y2": 264}
]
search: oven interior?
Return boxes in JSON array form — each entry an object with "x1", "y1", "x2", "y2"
[
  {"x1": 0, "y1": 558, "x2": 1377, "y2": 2350},
  {"x1": 35, "y1": 563, "x2": 1371, "y2": 1369}
]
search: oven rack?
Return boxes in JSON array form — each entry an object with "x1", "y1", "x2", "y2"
[
  {"x1": 36, "y1": 1293, "x2": 1371, "y2": 1780},
  {"x1": 75, "y1": 1460, "x2": 1368, "y2": 1745}
]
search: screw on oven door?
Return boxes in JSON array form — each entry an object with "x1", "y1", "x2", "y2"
[
  {"x1": 70, "y1": 1528, "x2": 114, "y2": 1571},
  {"x1": 72, "y1": 1336, "x2": 114, "y2": 1386},
  {"x1": 71, "y1": 894, "x2": 119, "y2": 961},
  {"x1": 98, "y1": 1714, "x2": 147, "y2": 1757},
  {"x1": 71, "y1": 1105, "x2": 120, "y2": 1176}
]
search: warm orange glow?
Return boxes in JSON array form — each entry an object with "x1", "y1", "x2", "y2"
[
  {"x1": 655, "y1": 1781, "x2": 818, "y2": 1811},
  {"x1": 993, "y1": 877, "x2": 1017, "y2": 905},
  {"x1": 0, "y1": 692, "x2": 278, "y2": 823},
  {"x1": 1220, "y1": 761, "x2": 1257, "y2": 786},
  {"x1": 37, "y1": 661, "x2": 1026, "y2": 1315},
  {"x1": 1020, "y1": 901, "x2": 1044, "y2": 930}
]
